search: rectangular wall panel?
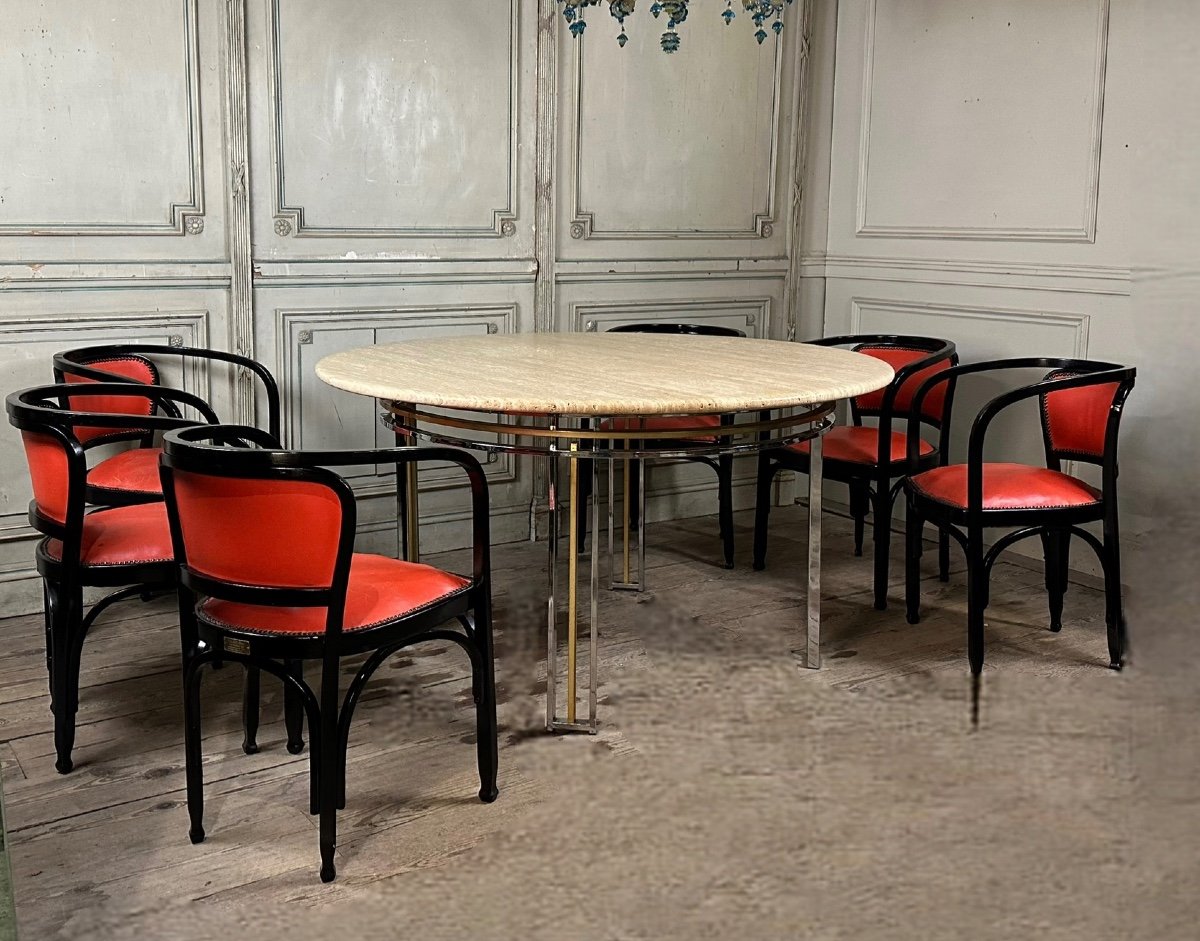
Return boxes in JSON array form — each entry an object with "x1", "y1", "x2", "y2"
[
  {"x1": 856, "y1": 0, "x2": 1108, "y2": 242},
  {"x1": 249, "y1": 0, "x2": 536, "y2": 259},
  {"x1": 557, "y1": 16, "x2": 801, "y2": 261},
  {"x1": 0, "y1": 0, "x2": 228, "y2": 261}
]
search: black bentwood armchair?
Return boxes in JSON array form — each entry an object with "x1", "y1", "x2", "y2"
[
  {"x1": 6, "y1": 383, "x2": 222, "y2": 774},
  {"x1": 753, "y1": 335, "x2": 958, "y2": 609},
  {"x1": 577, "y1": 322, "x2": 746, "y2": 569},
  {"x1": 159, "y1": 426, "x2": 499, "y2": 882},
  {"x1": 53, "y1": 343, "x2": 281, "y2": 507},
  {"x1": 902, "y1": 358, "x2": 1136, "y2": 723}
]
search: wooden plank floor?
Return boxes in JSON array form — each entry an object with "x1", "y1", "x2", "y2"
[{"x1": 0, "y1": 505, "x2": 1172, "y2": 939}]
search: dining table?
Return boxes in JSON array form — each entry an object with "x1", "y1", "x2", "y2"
[{"x1": 316, "y1": 332, "x2": 894, "y2": 733}]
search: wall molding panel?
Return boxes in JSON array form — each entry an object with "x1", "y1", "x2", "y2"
[
  {"x1": 803, "y1": 253, "x2": 1130, "y2": 296},
  {"x1": 265, "y1": 0, "x2": 521, "y2": 239},
  {"x1": 0, "y1": 263, "x2": 232, "y2": 292},
  {"x1": 0, "y1": 0, "x2": 206, "y2": 237},
  {"x1": 847, "y1": 296, "x2": 1091, "y2": 359},
  {"x1": 567, "y1": 297, "x2": 772, "y2": 339},
  {"x1": 853, "y1": 0, "x2": 1110, "y2": 243},
  {"x1": 252, "y1": 259, "x2": 537, "y2": 287},
  {"x1": 567, "y1": 37, "x2": 785, "y2": 241},
  {"x1": 555, "y1": 258, "x2": 789, "y2": 283}
]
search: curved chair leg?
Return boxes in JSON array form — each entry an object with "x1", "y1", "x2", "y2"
[
  {"x1": 1103, "y1": 513, "x2": 1125, "y2": 670},
  {"x1": 284, "y1": 659, "x2": 306, "y2": 754},
  {"x1": 318, "y1": 658, "x2": 340, "y2": 883},
  {"x1": 751, "y1": 455, "x2": 775, "y2": 571},
  {"x1": 871, "y1": 486, "x2": 895, "y2": 611},
  {"x1": 966, "y1": 528, "x2": 987, "y2": 727},
  {"x1": 183, "y1": 657, "x2": 207, "y2": 844},
  {"x1": 717, "y1": 454, "x2": 734, "y2": 569},
  {"x1": 241, "y1": 664, "x2": 261, "y2": 754},
  {"x1": 904, "y1": 495, "x2": 923, "y2": 625},
  {"x1": 848, "y1": 480, "x2": 870, "y2": 558}
]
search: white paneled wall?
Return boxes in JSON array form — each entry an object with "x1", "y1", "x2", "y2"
[{"x1": 0, "y1": 0, "x2": 814, "y2": 612}]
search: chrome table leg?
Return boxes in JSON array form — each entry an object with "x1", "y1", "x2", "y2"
[{"x1": 805, "y1": 433, "x2": 823, "y2": 669}]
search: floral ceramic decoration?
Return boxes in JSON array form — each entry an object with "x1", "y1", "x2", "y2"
[{"x1": 558, "y1": 0, "x2": 793, "y2": 53}]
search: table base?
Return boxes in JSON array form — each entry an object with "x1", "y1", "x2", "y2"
[{"x1": 543, "y1": 436, "x2": 824, "y2": 734}]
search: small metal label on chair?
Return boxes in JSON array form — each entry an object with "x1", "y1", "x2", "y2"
[{"x1": 223, "y1": 637, "x2": 251, "y2": 656}]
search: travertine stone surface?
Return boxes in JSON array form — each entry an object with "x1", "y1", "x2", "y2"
[{"x1": 316, "y1": 334, "x2": 894, "y2": 415}]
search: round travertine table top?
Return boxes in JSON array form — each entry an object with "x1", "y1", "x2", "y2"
[{"x1": 316, "y1": 333, "x2": 894, "y2": 416}]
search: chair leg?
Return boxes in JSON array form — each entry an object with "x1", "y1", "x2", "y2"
[
  {"x1": 966, "y1": 530, "x2": 987, "y2": 727},
  {"x1": 396, "y1": 460, "x2": 409, "y2": 561},
  {"x1": 938, "y1": 529, "x2": 951, "y2": 582},
  {"x1": 473, "y1": 609, "x2": 499, "y2": 804},
  {"x1": 904, "y1": 494, "x2": 923, "y2": 625},
  {"x1": 241, "y1": 664, "x2": 261, "y2": 754},
  {"x1": 751, "y1": 456, "x2": 775, "y2": 571},
  {"x1": 628, "y1": 459, "x2": 641, "y2": 529},
  {"x1": 42, "y1": 581, "x2": 56, "y2": 703},
  {"x1": 717, "y1": 454, "x2": 734, "y2": 569},
  {"x1": 1041, "y1": 528, "x2": 1070, "y2": 633},
  {"x1": 284, "y1": 658, "x2": 306, "y2": 754},
  {"x1": 1103, "y1": 514, "x2": 1125, "y2": 670},
  {"x1": 183, "y1": 657, "x2": 207, "y2": 844},
  {"x1": 871, "y1": 486, "x2": 895, "y2": 611},
  {"x1": 576, "y1": 457, "x2": 592, "y2": 553},
  {"x1": 309, "y1": 692, "x2": 322, "y2": 816},
  {"x1": 848, "y1": 480, "x2": 870, "y2": 557},
  {"x1": 318, "y1": 657, "x2": 340, "y2": 883},
  {"x1": 49, "y1": 583, "x2": 83, "y2": 775}
]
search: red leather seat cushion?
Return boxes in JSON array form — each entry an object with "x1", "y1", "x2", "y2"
[
  {"x1": 789, "y1": 426, "x2": 934, "y2": 465},
  {"x1": 87, "y1": 447, "x2": 163, "y2": 497},
  {"x1": 600, "y1": 414, "x2": 721, "y2": 443},
  {"x1": 45, "y1": 503, "x2": 173, "y2": 566},
  {"x1": 909, "y1": 463, "x2": 1102, "y2": 511},
  {"x1": 199, "y1": 554, "x2": 470, "y2": 636}
]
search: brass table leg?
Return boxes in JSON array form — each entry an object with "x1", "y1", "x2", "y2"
[{"x1": 548, "y1": 437, "x2": 599, "y2": 733}]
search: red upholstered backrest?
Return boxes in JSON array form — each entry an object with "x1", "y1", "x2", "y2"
[
  {"x1": 170, "y1": 470, "x2": 343, "y2": 588},
  {"x1": 1042, "y1": 372, "x2": 1120, "y2": 459},
  {"x1": 20, "y1": 431, "x2": 71, "y2": 524},
  {"x1": 64, "y1": 356, "x2": 158, "y2": 443},
  {"x1": 853, "y1": 347, "x2": 952, "y2": 421}
]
